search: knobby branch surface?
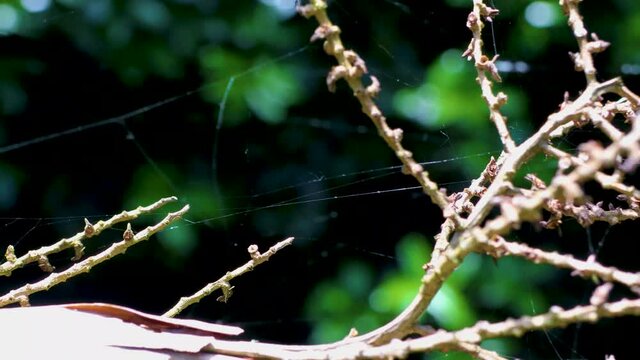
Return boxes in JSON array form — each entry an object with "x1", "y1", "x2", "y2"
[
  {"x1": 0, "y1": 199, "x2": 189, "y2": 307},
  {"x1": 0, "y1": 196, "x2": 178, "y2": 277},
  {"x1": 296, "y1": 0, "x2": 462, "y2": 228},
  {"x1": 478, "y1": 236, "x2": 640, "y2": 289},
  {"x1": 287, "y1": 0, "x2": 640, "y2": 358},
  {"x1": 163, "y1": 237, "x2": 295, "y2": 317},
  {"x1": 357, "y1": 298, "x2": 640, "y2": 358},
  {"x1": 463, "y1": 0, "x2": 515, "y2": 153}
]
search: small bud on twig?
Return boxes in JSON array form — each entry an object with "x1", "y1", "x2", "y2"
[
  {"x1": 38, "y1": 255, "x2": 55, "y2": 273},
  {"x1": 123, "y1": 223, "x2": 135, "y2": 242},
  {"x1": 216, "y1": 281, "x2": 234, "y2": 303},
  {"x1": 248, "y1": 244, "x2": 261, "y2": 260},
  {"x1": 345, "y1": 328, "x2": 359, "y2": 338},
  {"x1": 18, "y1": 295, "x2": 30, "y2": 307},
  {"x1": 71, "y1": 242, "x2": 85, "y2": 261},
  {"x1": 5, "y1": 245, "x2": 16, "y2": 263},
  {"x1": 84, "y1": 218, "x2": 95, "y2": 237},
  {"x1": 590, "y1": 282, "x2": 614, "y2": 306}
]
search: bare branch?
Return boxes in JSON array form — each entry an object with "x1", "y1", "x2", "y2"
[
  {"x1": 478, "y1": 237, "x2": 640, "y2": 288},
  {"x1": 163, "y1": 237, "x2": 294, "y2": 317},
  {"x1": 465, "y1": 0, "x2": 516, "y2": 152},
  {"x1": 0, "y1": 203, "x2": 189, "y2": 307},
  {"x1": 0, "y1": 196, "x2": 179, "y2": 277}
]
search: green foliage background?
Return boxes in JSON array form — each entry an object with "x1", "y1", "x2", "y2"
[{"x1": 0, "y1": 0, "x2": 639, "y2": 358}]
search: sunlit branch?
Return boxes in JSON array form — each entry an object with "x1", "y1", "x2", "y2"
[
  {"x1": 561, "y1": 0, "x2": 608, "y2": 84},
  {"x1": 0, "y1": 203, "x2": 189, "y2": 307},
  {"x1": 478, "y1": 237, "x2": 640, "y2": 288},
  {"x1": 164, "y1": 237, "x2": 294, "y2": 317},
  {"x1": 0, "y1": 197, "x2": 179, "y2": 277},
  {"x1": 294, "y1": 0, "x2": 640, "y2": 355},
  {"x1": 168, "y1": 297, "x2": 640, "y2": 359},
  {"x1": 358, "y1": 297, "x2": 640, "y2": 358},
  {"x1": 540, "y1": 143, "x2": 640, "y2": 201}
]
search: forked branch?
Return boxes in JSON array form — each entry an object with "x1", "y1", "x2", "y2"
[{"x1": 0, "y1": 202, "x2": 189, "y2": 307}]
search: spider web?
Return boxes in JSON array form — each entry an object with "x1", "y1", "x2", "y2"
[{"x1": 1, "y1": 0, "x2": 635, "y2": 358}]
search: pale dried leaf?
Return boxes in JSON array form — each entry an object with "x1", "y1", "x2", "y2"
[{"x1": 0, "y1": 303, "x2": 244, "y2": 360}]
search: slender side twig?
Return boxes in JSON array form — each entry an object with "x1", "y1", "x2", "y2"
[
  {"x1": 296, "y1": 1, "x2": 461, "y2": 227},
  {"x1": 0, "y1": 196, "x2": 179, "y2": 277},
  {"x1": 588, "y1": 108, "x2": 625, "y2": 141},
  {"x1": 463, "y1": 0, "x2": 516, "y2": 152},
  {"x1": 295, "y1": 3, "x2": 471, "y2": 340},
  {"x1": 540, "y1": 143, "x2": 640, "y2": 200},
  {"x1": 164, "y1": 237, "x2": 294, "y2": 317},
  {"x1": 479, "y1": 113, "x2": 640, "y2": 239},
  {"x1": 561, "y1": 0, "x2": 607, "y2": 84},
  {"x1": 518, "y1": 173, "x2": 639, "y2": 228},
  {"x1": 0, "y1": 204, "x2": 189, "y2": 307},
  {"x1": 478, "y1": 237, "x2": 640, "y2": 288}
]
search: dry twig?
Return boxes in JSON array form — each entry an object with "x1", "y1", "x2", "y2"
[
  {"x1": 0, "y1": 201, "x2": 189, "y2": 307},
  {"x1": 0, "y1": 196, "x2": 179, "y2": 277},
  {"x1": 164, "y1": 237, "x2": 295, "y2": 317}
]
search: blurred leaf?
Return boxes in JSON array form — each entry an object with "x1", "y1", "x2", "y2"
[
  {"x1": 429, "y1": 281, "x2": 476, "y2": 329},
  {"x1": 304, "y1": 281, "x2": 353, "y2": 342},
  {"x1": 447, "y1": 252, "x2": 482, "y2": 289},
  {"x1": 523, "y1": 1, "x2": 563, "y2": 29},
  {"x1": 232, "y1": 5, "x2": 298, "y2": 48},
  {"x1": 244, "y1": 61, "x2": 304, "y2": 124},
  {"x1": 0, "y1": 82, "x2": 27, "y2": 116},
  {"x1": 200, "y1": 48, "x2": 304, "y2": 125},
  {"x1": 309, "y1": 320, "x2": 350, "y2": 344},
  {"x1": 396, "y1": 232, "x2": 431, "y2": 276},
  {"x1": 477, "y1": 257, "x2": 553, "y2": 314},
  {"x1": 200, "y1": 47, "x2": 249, "y2": 120},
  {"x1": 157, "y1": 224, "x2": 198, "y2": 267},
  {"x1": 616, "y1": 13, "x2": 640, "y2": 64},
  {"x1": 182, "y1": 184, "x2": 223, "y2": 220},
  {"x1": 393, "y1": 49, "x2": 487, "y2": 129},
  {"x1": 445, "y1": 0, "x2": 470, "y2": 8},
  {"x1": 500, "y1": 86, "x2": 531, "y2": 143},
  {"x1": 124, "y1": 163, "x2": 178, "y2": 211},
  {"x1": 430, "y1": 351, "x2": 474, "y2": 360},
  {"x1": 338, "y1": 261, "x2": 374, "y2": 298},
  {"x1": 128, "y1": 0, "x2": 171, "y2": 32},
  {"x1": 369, "y1": 274, "x2": 419, "y2": 314},
  {"x1": 318, "y1": 283, "x2": 352, "y2": 315},
  {"x1": 369, "y1": 233, "x2": 430, "y2": 313},
  {"x1": 305, "y1": 260, "x2": 383, "y2": 343}
]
